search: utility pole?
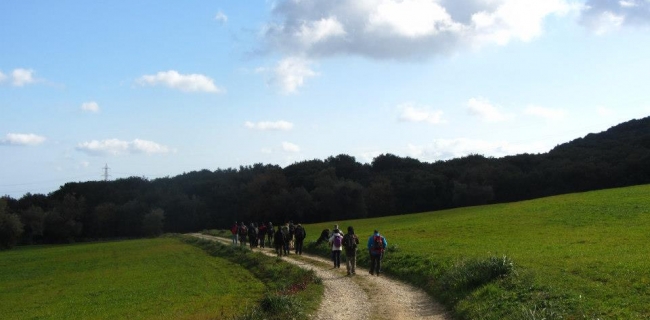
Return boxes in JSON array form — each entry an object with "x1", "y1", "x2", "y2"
[{"x1": 102, "y1": 163, "x2": 111, "y2": 181}]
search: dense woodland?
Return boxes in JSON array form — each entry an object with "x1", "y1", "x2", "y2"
[{"x1": 1, "y1": 116, "x2": 649, "y2": 248}]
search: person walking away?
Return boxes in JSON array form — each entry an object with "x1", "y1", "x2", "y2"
[
  {"x1": 248, "y1": 223, "x2": 258, "y2": 248},
  {"x1": 294, "y1": 223, "x2": 306, "y2": 255},
  {"x1": 329, "y1": 228, "x2": 344, "y2": 268},
  {"x1": 367, "y1": 230, "x2": 387, "y2": 276},
  {"x1": 267, "y1": 222, "x2": 274, "y2": 247},
  {"x1": 273, "y1": 226, "x2": 285, "y2": 256},
  {"x1": 281, "y1": 223, "x2": 291, "y2": 255},
  {"x1": 230, "y1": 221, "x2": 238, "y2": 245},
  {"x1": 288, "y1": 221, "x2": 296, "y2": 250},
  {"x1": 257, "y1": 222, "x2": 267, "y2": 248},
  {"x1": 342, "y1": 226, "x2": 360, "y2": 275},
  {"x1": 238, "y1": 222, "x2": 248, "y2": 247}
]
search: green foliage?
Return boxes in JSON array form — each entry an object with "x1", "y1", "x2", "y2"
[
  {"x1": 0, "y1": 212, "x2": 24, "y2": 250},
  {"x1": 175, "y1": 235, "x2": 322, "y2": 320},
  {"x1": 303, "y1": 184, "x2": 650, "y2": 319},
  {"x1": 0, "y1": 238, "x2": 265, "y2": 319},
  {"x1": 141, "y1": 208, "x2": 164, "y2": 237}
]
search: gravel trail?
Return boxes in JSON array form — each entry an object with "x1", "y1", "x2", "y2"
[{"x1": 188, "y1": 233, "x2": 449, "y2": 320}]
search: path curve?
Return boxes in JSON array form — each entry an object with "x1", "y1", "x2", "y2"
[{"x1": 188, "y1": 233, "x2": 449, "y2": 320}]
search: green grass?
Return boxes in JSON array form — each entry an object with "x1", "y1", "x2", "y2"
[
  {"x1": 303, "y1": 184, "x2": 650, "y2": 319},
  {"x1": 0, "y1": 237, "x2": 265, "y2": 319}
]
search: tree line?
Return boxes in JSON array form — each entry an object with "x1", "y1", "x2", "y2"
[{"x1": 2, "y1": 116, "x2": 649, "y2": 248}]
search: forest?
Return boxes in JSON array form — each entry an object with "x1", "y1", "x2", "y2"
[{"x1": 1, "y1": 116, "x2": 649, "y2": 248}]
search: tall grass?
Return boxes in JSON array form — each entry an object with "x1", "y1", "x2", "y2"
[{"x1": 303, "y1": 184, "x2": 650, "y2": 319}]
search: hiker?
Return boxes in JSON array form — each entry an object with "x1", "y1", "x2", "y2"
[
  {"x1": 342, "y1": 226, "x2": 360, "y2": 275},
  {"x1": 367, "y1": 230, "x2": 387, "y2": 276},
  {"x1": 288, "y1": 221, "x2": 296, "y2": 250},
  {"x1": 329, "y1": 228, "x2": 344, "y2": 268},
  {"x1": 316, "y1": 228, "x2": 330, "y2": 245},
  {"x1": 238, "y1": 222, "x2": 248, "y2": 247},
  {"x1": 267, "y1": 222, "x2": 274, "y2": 247},
  {"x1": 281, "y1": 223, "x2": 291, "y2": 255},
  {"x1": 248, "y1": 223, "x2": 258, "y2": 248},
  {"x1": 273, "y1": 226, "x2": 285, "y2": 256},
  {"x1": 230, "y1": 221, "x2": 238, "y2": 245},
  {"x1": 257, "y1": 222, "x2": 267, "y2": 248},
  {"x1": 294, "y1": 223, "x2": 306, "y2": 255}
]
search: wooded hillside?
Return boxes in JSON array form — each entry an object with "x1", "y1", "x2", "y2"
[{"x1": 2, "y1": 116, "x2": 649, "y2": 246}]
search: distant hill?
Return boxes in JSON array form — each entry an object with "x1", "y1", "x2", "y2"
[{"x1": 3, "y1": 116, "x2": 650, "y2": 244}]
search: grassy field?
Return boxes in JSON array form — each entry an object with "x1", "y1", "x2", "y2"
[
  {"x1": 0, "y1": 237, "x2": 265, "y2": 319},
  {"x1": 304, "y1": 184, "x2": 650, "y2": 319}
]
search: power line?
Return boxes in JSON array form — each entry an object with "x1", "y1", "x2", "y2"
[{"x1": 102, "y1": 164, "x2": 111, "y2": 181}]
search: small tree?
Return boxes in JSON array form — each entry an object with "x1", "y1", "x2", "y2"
[
  {"x1": 142, "y1": 208, "x2": 165, "y2": 237},
  {"x1": 0, "y1": 200, "x2": 24, "y2": 249}
]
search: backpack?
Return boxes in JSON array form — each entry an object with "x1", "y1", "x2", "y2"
[
  {"x1": 239, "y1": 225, "x2": 247, "y2": 236},
  {"x1": 372, "y1": 235, "x2": 384, "y2": 252},
  {"x1": 294, "y1": 226, "x2": 305, "y2": 239},
  {"x1": 333, "y1": 234, "x2": 342, "y2": 247},
  {"x1": 344, "y1": 234, "x2": 357, "y2": 249}
]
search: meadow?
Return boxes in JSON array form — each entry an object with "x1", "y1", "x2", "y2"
[
  {"x1": 0, "y1": 237, "x2": 266, "y2": 319},
  {"x1": 304, "y1": 184, "x2": 650, "y2": 319}
]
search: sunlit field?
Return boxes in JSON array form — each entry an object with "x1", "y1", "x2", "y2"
[
  {"x1": 305, "y1": 184, "x2": 650, "y2": 318},
  {"x1": 0, "y1": 238, "x2": 265, "y2": 319}
]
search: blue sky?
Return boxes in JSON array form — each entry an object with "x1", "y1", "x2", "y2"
[{"x1": 2, "y1": 0, "x2": 650, "y2": 198}]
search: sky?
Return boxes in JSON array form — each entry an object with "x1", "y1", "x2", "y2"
[{"x1": 2, "y1": 0, "x2": 650, "y2": 198}]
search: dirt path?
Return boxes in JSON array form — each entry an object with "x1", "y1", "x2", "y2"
[{"x1": 188, "y1": 233, "x2": 449, "y2": 320}]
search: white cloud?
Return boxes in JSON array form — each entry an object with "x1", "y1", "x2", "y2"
[
  {"x1": 215, "y1": 10, "x2": 228, "y2": 24},
  {"x1": 81, "y1": 101, "x2": 100, "y2": 113},
  {"x1": 137, "y1": 70, "x2": 224, "y2": 93},
  {"x1": 245, "y1": 120, "x2": 294, "y2": 131},
  {"x1": 407, "y1": 138, "x2": 548, "y2": 161},
  {"x1": 398, "y1": 102, "x2": 446, "y2": 124},
  {"x1": 580, "y1": 0, "x2": 650, "y2": 33},
  {"x1": 596, "y1": 106, "x2": 615, "y2": 117},
  {"x1": 12, "y1": 68, "x2": 36, "y2": 86},
  {"x1": 1, "y1": 133, "x2": 46, "y2": 146},
  {"x1": 0, "y1": 70, "x2": 6, "y2": 83},
  {"x1": 282, "y1": 141, "x2": 301, "y2": 153},
  {"x1": 76, "y1": 138, "x2": 174, "y2": 156},
  {"x1": 467, "y1": 97, "x2": 515, "y2": 122},
  {"x1": 524, "y1": 105, "x2": 567, "y2": 121},
  {"x1": 263, "y1": 0, "x2": 572, "y2": 60},
  {"x1": 267, "y1": 57, "x2": 318, "y2": 94}
]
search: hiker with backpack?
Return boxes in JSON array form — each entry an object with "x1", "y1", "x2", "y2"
[
  {"x1": 273, "y1": 226, "x2": 285, "y2": 256},
  {"x1": 288, "y1": 221, "x2": 296, "y2": 250},
  {"x1": 230, "y1": 221, "x2": 238, "y2": 245},
  {"x1": 294, "y1": 223, "x2": 306, "y2": 255},
  {"x1": 342, "y1": 226, "x2": 360, "y2": 275},
  {"x1": 238, "y1": 222, "x2": 248, "y2": 247},
  {"x1": 329, "y1": 228, "x2": 344, "y2": 268},
  {"x1": 267, "y1": 222, "x2": 274, "y2": 247},
  {"x1": 367, "y1": 230, "x2": 387, "y2": 276},
  {"x1": 257, "y1": 222, "x2": 267, "y2": 248},
  {"x1": 248, "y1": 223, "x2": 258, "y2": 248},
  {"x1": 281, "y1": 223, "x2": 291, "y2": 255}
]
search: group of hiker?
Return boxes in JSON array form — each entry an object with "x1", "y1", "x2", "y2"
[
  {"x1": 231, "y1": 221, "x2": 387, "y2": 276},
  {"x1": 229, "y1": 221, "x2": 307, "y2": 255},
  {"x1": 326, "y1": 224, "x2": 387, "y2": 276}
]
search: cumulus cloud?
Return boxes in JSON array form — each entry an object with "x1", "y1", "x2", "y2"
[
  {"x1": 0, "y1": 70, "x2": 6, "y2": 83},
  {"x1": 11, "y1": 68, "x2": 37, "y2": 86},
  {"x1": 266, "y1": 57, "x2": 318, "y2": 94},
  {"x1": 263, "y1": 0, "x2": 572, "y2": 60},
  {"x1": 215, "y1": 10, "x2": 228, "y2": 24},
  {"x1": 398, "y1": 102, "x2": 446, "y2": 124},
  {"x1": 282, "y1": 141, "x2": 301, "y2": 152},
  {"x1": 76, "y1": 139, "x2": 174, "y2": 156},
  {"x1": 81, "y1": 101, "x2": 100, "y2": 113},
  {"x1": 137, "y1": 70, "x2": 224, "y2": 93},
  {"x1": 580, "y1": 0, "x2": 650, "y2": 33},
  {"x1": 524, "y1": 105, "x2": 567, "y2": 121},
  {"x1": 245, "y1": 120, "x2": 294, "y2": 131},
  {"x1": 1, "y1": 133, "x2": 46, "y2": 146},
  {"x1": 467, "y1": 97, "x2": 515, "y2": 122},
  {"x1": 407, "y1": 138, "x2": 548, "y2": 161}
]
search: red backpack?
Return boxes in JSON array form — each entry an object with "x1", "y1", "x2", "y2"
[{"x1": 372, "y1": 235, "x2": 384, "y2": 253}]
